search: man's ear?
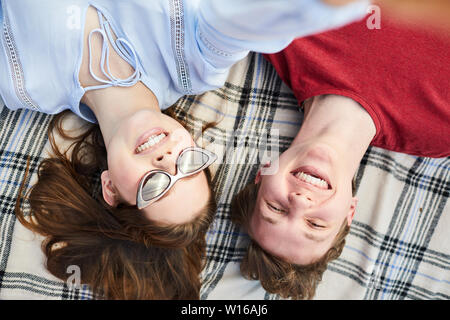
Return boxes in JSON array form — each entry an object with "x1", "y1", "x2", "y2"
[
  {"x1": 254, "y1": 161, "x2": 271, "y2": 184},
  {"x1": 101, "y1": 170, "x2": 119, "y2": 207},
  {"x1": 347, "y1": 196, "x2": 358, "y2": 226}
]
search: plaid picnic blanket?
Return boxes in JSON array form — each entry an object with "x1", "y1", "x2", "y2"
[{"x1": 0, "y1": 53, "x2": 449, "y2": 300}]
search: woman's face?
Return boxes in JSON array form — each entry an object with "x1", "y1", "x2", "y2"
[{"x1": 103, "y1": 109, "x2": 211, "y2": 225}]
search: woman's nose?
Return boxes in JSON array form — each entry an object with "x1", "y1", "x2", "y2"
[{"x1": 152, "y1": 148, "x2": 177, "y2": 175}]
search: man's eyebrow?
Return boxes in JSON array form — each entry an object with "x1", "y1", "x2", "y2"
[
  {"x1": 304, "y1": 231, "x2": 327, "y2": 243},
  {"x1": 261, "y1": 212, "x2": 278, "y2": 225}
]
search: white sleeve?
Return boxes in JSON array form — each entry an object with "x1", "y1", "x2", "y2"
[{"x1": 196, "y1": 0, "x2": 370, "y2": 68}]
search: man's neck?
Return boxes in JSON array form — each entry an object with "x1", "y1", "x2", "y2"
[{"x1": 293, "y1": 94, "x2": 376, "y2": 176}]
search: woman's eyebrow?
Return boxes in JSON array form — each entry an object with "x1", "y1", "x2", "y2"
[{"x1": 154, "y1": 171, "x2": 203, "y2": 203}]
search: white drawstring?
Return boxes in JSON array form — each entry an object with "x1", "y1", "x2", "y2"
[{"x1": 84, "y1": 10, "x2": 141, "y2": 92}]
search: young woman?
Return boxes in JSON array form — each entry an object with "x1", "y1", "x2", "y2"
[
  {"x1": 0, "y1": 0, "x2": 369, "y2": 299},
  {"x1": 232, "y1": 10, "x2": 450, "y2": 299}
]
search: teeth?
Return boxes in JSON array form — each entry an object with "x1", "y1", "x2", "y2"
[
  {"x1": 136, "y1": 133, "x2": 166, "y2": 153},
  {"x1": 294, "y1": 172, "x2": 328, "y2": 189}
]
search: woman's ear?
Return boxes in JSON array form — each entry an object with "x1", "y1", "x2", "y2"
[
  {"x1": 347, "y1": 196, "x2": 358, "y2": 226},
  {"x1": 101, "y1": 170, "x2": 119, "y2": 207}
]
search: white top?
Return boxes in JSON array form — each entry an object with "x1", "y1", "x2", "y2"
[{"x1": 0, "y1": 0, "x2": 369, "y2": 123}]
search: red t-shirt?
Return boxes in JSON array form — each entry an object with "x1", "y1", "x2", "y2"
[{"x1": 264, "y1": 15, "x2": 450, "y2": 158}]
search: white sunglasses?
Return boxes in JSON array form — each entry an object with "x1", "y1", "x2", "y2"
[{"x1": 136, "y1": 147, "x2": 217, "y2": 209}]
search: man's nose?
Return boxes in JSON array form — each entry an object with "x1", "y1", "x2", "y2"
[{"x1": 288, "y1": 192, "x2": 314, "y2": 210}]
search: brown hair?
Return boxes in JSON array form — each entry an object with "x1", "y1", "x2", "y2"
[
  {"x1": 231, "y1": 180, "x2": 353, "y2": 300},
  {"x1": 15, "y1": 109, "x2": 216, "y2": 299}
]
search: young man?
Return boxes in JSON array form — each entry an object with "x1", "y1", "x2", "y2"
[{"x1": 232, "y1": 10, "x2": 449, "y2": 299}]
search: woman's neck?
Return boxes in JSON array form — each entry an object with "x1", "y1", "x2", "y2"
[
  {"x1": 293, "y1": 94, "x2": 376, "y2": 176},
  {"x1": 81, "y1": 83, "x2": 160, "y2": 149},
  {"x1": 79, "y1": 6, "x2": 160, "y2": 149}
]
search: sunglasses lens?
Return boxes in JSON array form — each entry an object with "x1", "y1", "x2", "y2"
[
  {"x1": 178, "y1": 150, "x2": 209, "y2": 174},
  {"x1": 141, "y1": 172, "x2": 171, "y2": 201}
]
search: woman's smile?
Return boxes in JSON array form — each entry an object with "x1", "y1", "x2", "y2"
[
  {"x1": 135, "y1": 131, "x2": 170, "y2": 154},
  {"x1": 135, "y1": 127, "x2": 168, "y2": 153}
]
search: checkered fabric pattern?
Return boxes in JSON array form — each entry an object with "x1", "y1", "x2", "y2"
[{"x1": 0, "y1": 53, "x2": 449, "y2": 299}]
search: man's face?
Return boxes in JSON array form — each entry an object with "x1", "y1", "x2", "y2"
[{"x1": 249, "y1": 142, "x2": 357, "y2": 265}]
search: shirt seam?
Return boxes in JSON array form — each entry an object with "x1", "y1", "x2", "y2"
[
  {"x1": 1, "y1": 6, "x2": 40, "y2": 111},
  {"x1": 169, "y1": 0, "x2": 192, "y2": 94},
  {"x1": 198, "y1": 29, "x2": 233, "y2": 58}
]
